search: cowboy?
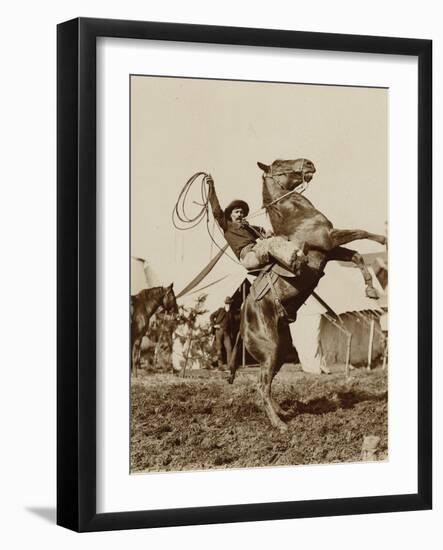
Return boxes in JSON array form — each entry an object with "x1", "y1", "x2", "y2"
[
  {"x1": 206, "y1": 175, "x2": 303, "y2": 271},
  {"x1": 210, "y1": 296, "x2": 234, "y2": 369}
]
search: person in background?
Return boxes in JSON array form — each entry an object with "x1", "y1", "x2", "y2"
[{"x1": 210, "y1": 296, "x2": 234, "y2": 370}]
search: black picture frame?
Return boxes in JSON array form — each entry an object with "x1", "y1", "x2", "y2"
[{"x1": 57, "y1": 17, "x2": 432, "y2": 532}]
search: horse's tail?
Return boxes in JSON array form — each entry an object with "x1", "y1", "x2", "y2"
[{"x1": 227, "y1": 330, "x2": 242, "y2": 384}]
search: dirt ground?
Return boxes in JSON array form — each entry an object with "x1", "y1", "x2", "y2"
[{"x1": 130, "y1": 364, "x2": 388, "y2": 473}]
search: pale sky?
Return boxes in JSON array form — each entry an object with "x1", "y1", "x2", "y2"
[{"x1": 131, "y1": 76, "x2": 387, "y2": 293}]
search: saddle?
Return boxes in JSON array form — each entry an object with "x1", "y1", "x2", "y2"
[{"x1": 249, "y1": 263, "x2": 295, "y2": 302}]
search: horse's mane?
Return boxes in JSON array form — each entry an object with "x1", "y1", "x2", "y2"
[
  {"x1": 261, "y1": 176, "x2": 272, "y2": 207},
  {"x1": 262, "y1": 176, "x2": 283, "y2": 219},
  {"x1": 133, "y1": 286, "x2": 165, "y2": 301}
]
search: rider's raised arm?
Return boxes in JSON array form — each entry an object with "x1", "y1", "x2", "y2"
[{"x1": 206, "y1": 177, "x2": 227, "y2": 231}]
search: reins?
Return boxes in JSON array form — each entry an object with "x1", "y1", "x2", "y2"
[
  {"x1": 265, "y1": 182, "x2": 308, "y2": 208},
  {"x1": 238, "y1": 178, "x2": 308, "y2": 222}
]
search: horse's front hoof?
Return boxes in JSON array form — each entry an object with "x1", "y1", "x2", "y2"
[
  {"x1": 366, "y1": 287, "x2": 379, "y2": 299},
  {"x1": 270, "y1": 417, "x2": 289, "y2": 432}
]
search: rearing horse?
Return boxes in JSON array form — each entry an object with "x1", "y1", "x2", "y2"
[
  {"x1": 131, "y1": 284, "x2": 178, "y2": 375},
  {"x1": 259, "y1": 158, "x2": 386, "y2": 298},
  {"x1": 231, "y1": 158, "x2": 386, "y2": 431}
]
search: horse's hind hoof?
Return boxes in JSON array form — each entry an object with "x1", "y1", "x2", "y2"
[
  {"x1": 278, "y1": 423, "x2": 289, "y2": 434},
  {"x1": 271, "y1": 418, "x2": 289, "y2": 433},
  {"x1": 366, "y1": 287, "x2": 379, "y2": 299},
  {"x1": 274, "y1": 403, "x2": 292, "y2": 419}
]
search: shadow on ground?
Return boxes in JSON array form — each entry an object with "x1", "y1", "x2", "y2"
[
  {"x1": 26, "y1": 507, "x2": 56, "y2": 524},
  {"x1": 280, "y1": 389, "x2": 388, "y2": 419}
]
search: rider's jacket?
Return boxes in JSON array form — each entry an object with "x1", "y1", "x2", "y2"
[{"x1": 207, "y1": 182, "x2": 265, "y2": 259}]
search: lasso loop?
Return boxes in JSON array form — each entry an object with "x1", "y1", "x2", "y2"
[
  {"x1": 172, "y1": 172, "x2": 210, "y2": 230},
  {"x1": 172, "y1": 172, "x2": 240, "y2": 264}
]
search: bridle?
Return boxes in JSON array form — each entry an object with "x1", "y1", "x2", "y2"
[{"x1": 263, "y1": 161, "x2": 310, "y2": 209}]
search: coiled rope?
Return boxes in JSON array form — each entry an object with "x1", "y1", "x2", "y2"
[
  {"x1": 172, "y1": 172, "x2": 239, "y2": 264},
  {"x1": 172, "y1": 172, "x2": 210, "y2": 231}
]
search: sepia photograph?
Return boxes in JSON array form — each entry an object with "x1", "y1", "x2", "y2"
[{"x1": 130, "y1": 74, "x2": 388, "y2": 474}]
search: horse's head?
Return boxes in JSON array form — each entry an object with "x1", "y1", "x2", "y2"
[
  {"x1": 162, "y1": 283, "x2": 178, "y2": 315},
  {"x1": 257, "y1": 158, "x2": 316, "y2": 192}
]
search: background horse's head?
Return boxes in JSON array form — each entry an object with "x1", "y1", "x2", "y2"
[
  {"x1": 257, "y1": 158, "x2": 316, "y2": 192},
  {"x1": 162, "y1": 283, "x2": 178, "y2": 315}
]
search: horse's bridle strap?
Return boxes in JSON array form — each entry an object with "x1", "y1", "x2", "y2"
[
  {"x1": 268, "y1": 159, "x2": 305, "y2": 179},
  {"x1": 263, "y1": 181, "x2": 308, "y2": 209}
]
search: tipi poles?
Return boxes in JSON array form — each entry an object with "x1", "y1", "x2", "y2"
[
  {"x1": 345, "y1": 333, "x2": 353, "y2": 379},
  {"x1": 382, "y1": 336, "x2": 388, "y2": 370},
  {"x1": 181, "y1": 327, "x2": 194, "y2": 378},
  {"x1": 367, "y1": 318, "x2": 375, "y2": 371},
  {"x1": 153, "y1": 313, "x2": 168, "y2": 369},
  {"x1": 323, "y1": 313, "x2": 352, "y2": 377},
  {"x1": 242, "y1": 282, "x2": 246, "y2": 368}
]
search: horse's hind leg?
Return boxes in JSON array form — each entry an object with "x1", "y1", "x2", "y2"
[
  {"x1": 351, "y1": 251, "x2": 379, "y2": 298},
  {"x1": 269, "y1": 323, "x2": 294, "y2": 420},
  {"x1": 242, "y1": 297, "x2": 288, "y2": 430},
  {"x1": 328, "y1": 246, "x2": 379, "y2": 299},
  {"x1": 329, "y1": 229, "x2": 386, "y2": 247},
  {"x1": 270, "y1": 377, "x2": 292, "y2": 420},
  {"x1": 258, "y1": 355, "x2": 288, "y2": 432}
]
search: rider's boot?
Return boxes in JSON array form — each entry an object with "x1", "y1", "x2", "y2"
[{"x1": 256, "y1": 236, "x2": 305, "y2": 274}]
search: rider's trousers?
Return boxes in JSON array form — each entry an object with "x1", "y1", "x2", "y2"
[{"x1": 239, "y1": 236, "x2": 303, "y2": 271}]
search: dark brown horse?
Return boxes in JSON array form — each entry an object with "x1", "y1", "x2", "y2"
[
  {"x1": 131, "y1": 284, "x2": 178, "y2": 375},
  {"x1": 229, "y1": 158, "x2": 386, "y2": 431},
  {"x1": 259, "y1": 158, "x2": 386, "y2": 298}
]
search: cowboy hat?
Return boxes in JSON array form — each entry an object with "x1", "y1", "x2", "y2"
[{"x1": 224, "y1": 199, "x2": 249, "y2": 220}]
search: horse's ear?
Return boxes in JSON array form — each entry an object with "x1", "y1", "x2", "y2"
[
  {"x1": 168, "y1": 282, "x2": 174, "y2": 289},
  {"x1": 257, "y1": 161, "x2": 270, "y2": 173}
]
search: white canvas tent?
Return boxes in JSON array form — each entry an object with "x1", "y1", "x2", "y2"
[
  {"x1": 131, "y1": 256, "x2": 162, "y2": 295},
  {"x1": 290, "y1": 262, "x2": 386, "y2": 373},
  {"x1": 131, "y1": 256, "x2": 166, "y2": 359}
]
